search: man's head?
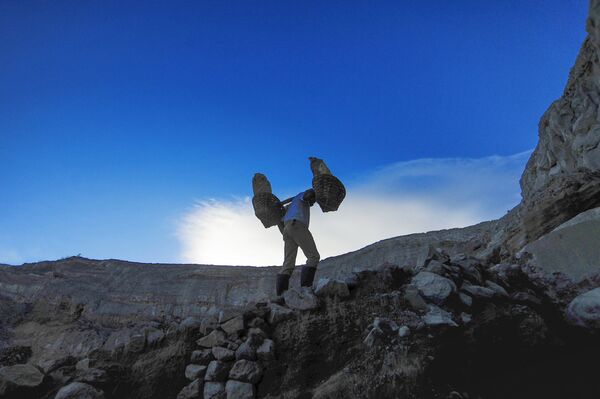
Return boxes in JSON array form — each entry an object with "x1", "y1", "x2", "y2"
[{"x1": 303, "y1": 189, "x2": 316, "y2": 206}]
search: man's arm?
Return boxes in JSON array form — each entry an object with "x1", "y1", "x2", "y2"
[{"x1": 280, "y1": 197, "x2": 293, "y2": 206}]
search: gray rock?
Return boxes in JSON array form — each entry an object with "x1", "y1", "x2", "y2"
[
  {"x1": 228, "y1": 360, "x2": 263, "y2": 384},
  {"x1": 145, "y1": 328, "x2": 165, "y2": 347},
  {"x1": 225, "y1": 380, "x2": 255, "y2": 399},
  {"x1": 373, "y1": 317, "x2": 399, "y2": 334},
  {"x1": 127, "y1": 332, "x2": 146, "y2": 353},
  {"x1": 204, "y1": 381, "x2": 226, "y2": 399},
  {"x1": 246, "y1": 317, "x2": 267, "y2": 331},
  {"x1": 363, "y1": 327, "x2": 384, "y2": 347},
  {"x1": 205, "y1": 361, "x2": 231, "y2": 382},
  {"x1": 197, "y1": 330, "x2": 228, "y2": 348},
  {"x1": 221, "y1": 316, "x2": 245, "y2": 335},
  {"x1": 267, "y1": 303, "x2": 294, "y2": 325},
  {"x1": 511, "y1": 291, "x2": 542, "y2": 306},
  {"x1": 177, "y1": 379, "x2": 203, "y2": 399},
  {"x1": 411, "y1": 271, "x2": 456, "y2": 305},
  {"x1": 190, "y1": 349, "x2": 213, "y2": 365},
  {"x1": 76, "y1": 358, "x2": 90, "y2": 370},
  {"x1": 283, "y1": 287, "x2": 319, "y2": 310},
  {"x1": 256, "y1": 339, "x2": 275, "y2": 361},
  {"x1": 398, "y1": 326, "x2": 410, "y2": 338},
  {"x1": 76, "y1": 368, "x2": 108, "y2": 384},
  {"x1": 486, "y1": 280, "x2": 509, "y2": 297},
  {"x1": 424, "y1": 260, "x2": 446, "y2": 275},
  {"x1": 235, "y1": 341, "x2": 256, "y2": 361},
  {"x1": 0, "y1": 364, "x2": 44, "y2": 394},
  {"x1": 423, "y1": 305, "x2": 458, "y2": 327},
  {"x1": 185, "y1": 364, "x2": 207, "y2": 381},
  {"x1": 212, "y1": 347, "x2": 235, "y2": 361},
  {"x1": 404, "y1": 285, "x2": 428, "y2": 312},
  {"x1": 459, "y1": 292, "x2": 473, "y2": 307},
  {"x1": 55, "y1": 382, "x2": 105, "y2": 399},
  {"x1": 314, "y1": 278, "x2": 350, "y2": 298},
  {"x1": 567, "y1": 287, "x2": 600, "y2": 328},
  {"x1": 460, "y1": 313, "x2": 472, "y2": 324},
  {"x1": 179, "y1": 316, "x2": 203, "y2": 332},
  {"x1": 461, "y1": 284, "x2": 495, "y2": 299}
]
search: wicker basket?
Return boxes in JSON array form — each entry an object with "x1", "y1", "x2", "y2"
[
  {"x1": 252, "y1": 192, "x2": 284, "y2": 228},
  {"x1": 312, "y1": 174, "x2": 346, "y2": 212}
]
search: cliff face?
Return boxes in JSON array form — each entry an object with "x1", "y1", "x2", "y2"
[{"x1": 505, "y1": 0, "x2": 600, "y2": 250}]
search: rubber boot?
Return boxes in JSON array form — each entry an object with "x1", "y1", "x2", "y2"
[
  {"x1": 300, "y1": 266, "x2": 317, "y2": 288},
  {"x1": 276, "y1": 274, "x2": 290, "y2": 296}
]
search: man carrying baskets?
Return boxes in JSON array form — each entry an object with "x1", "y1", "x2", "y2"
[{"x1": 275, "y1": 189, "x2": 320, "y2": 296}]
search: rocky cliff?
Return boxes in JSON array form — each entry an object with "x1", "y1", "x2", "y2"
[{"x1": 1, "y1": 1, "x2": 600, "y2": 398}]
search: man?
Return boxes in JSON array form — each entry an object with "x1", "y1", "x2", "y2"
[{"x1": 276, "y1": 189, "x2": 320, "y2": 296}]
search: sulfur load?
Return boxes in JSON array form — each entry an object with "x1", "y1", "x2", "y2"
[
  {"x1": 308, "y1": 157, "x2": 346, "y2": 212},
  {"x1": 251, "y1": 173, "x2": 284, "y2": 228}
]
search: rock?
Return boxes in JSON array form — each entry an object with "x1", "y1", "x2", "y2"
[
  {"x1": 246, "y1": 317, "x2": 268, "y2": 331},
  {"x1": 190, "y1": 349, "x2": 214, "y2": 365},
  {"x1": 185, "y1": 364, "x2": 207, "y2": 381},
  {"x1": 76, "y1": 358, "x2": 90, "y2": 370},
  {"x1": 485, "y1": 280, "x2": 509, "y2": 297},
  {"x1": 127, "y1": 332, "x2": 146, "y2": 353},
  {"x1": 567, "y1": 287, "x2": 600, "y2": 328},
  {"x1": 212, "y1": 347, "x2": 235, "y2": 361},
  {"x1": 225, "y1": 380, "x2": 255, "y2": 399},
  {"x1": 460, "y1": 313, "x2": 472, "y2": 324},
  {"x1": 423, "y1": 305, "x2": 458, "y2": 327},
  {"x1": 283, "y1": 287, "x2": 319, "y2": 310},
  {"x1": 179, "y1": 317, "x2": 203, "y2": 332},
  {"x1": 76, "y1": 368, "x2": 108, "y2": 384},
  {"x1": 267, "y1": 303, "x2": 294, "y2": 325},
  {"x1": 411, "y1": 271, "x2": 457, "y2": 305},
  {"x1": 55, "y1": 382, "x2": 105, "y2": 399},
  {"x1": 404, "y1": 285, "x2": 428, "y2": 312},
  {"x1": 247, "y1": 328, "x2": 267, "y2": 343},
  {"x1": 511, "y1": 291, "x2": 542, "y2": 306},
  {"x1": 205, "y1": 361, "x2": 231, "y2": 382},
  {"x1": 204, "y1": 381, "x2": 226, "y2": 399},
  {"x1": 424, "y1": 260, "x2": 446, "y2": 275},
  {"x1": 344, "y1": 273, "x2": 360, "y2": 289},
  {"x1": 235, "y1": 342, "x2": 256, "y2": 361},
  {"x1": 373, "y1": 317, "x2": 399, "y2": 334},
  {"x1": 228, "y1": 360, "x2": 263, "y2": 384},
  {"x1": 521, "y1": 207, "x2": 600, "y2": 282},
  {"x1": 221, "y1": 316, "x2": 245, "y2": 335},
  {"x1": 0, "y1": 364, "x2": 44, "y2": 395},
  {"x1": 145, "y1": 328, "x2": 165, "y2": 347},
  {"x1": 177, "y1": 379, "x2": 203, "y2": 399},
  {"x1": 197, "y1": 330, "x2": 228, "y2": 348},
  {"x1": 459, "y1": 293, "x2": 473, "y2": 307},
  {"x1": 314, "y1": 278, "x2": 350, "y2": 298},
  {"x1": 398, "y1": 326, "x2": 410, "y2": 338},
  {"x1": 256, "y1": 339, "x2": 275, "y2": 361},
  {"x1": 363, "y1": 327, "x2": 384, "y2": 347},
  {"x1": 461, "y1": 284, "x2": 496, "y2": 299},
  {"x1": 38, "y1": 356, "x2": 76, "y2": 374},
  {"x1": 218, "y1": 309, "x2": 239, "y2": 324}
]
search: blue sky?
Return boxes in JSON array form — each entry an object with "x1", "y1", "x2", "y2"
[{"x1": 0, "y1": 1, "x2": 588, "y2": 265}]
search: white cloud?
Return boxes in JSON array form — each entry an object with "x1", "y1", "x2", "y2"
[{"x1": 176, "y1": 151, "x2": 531, "y2": 266}]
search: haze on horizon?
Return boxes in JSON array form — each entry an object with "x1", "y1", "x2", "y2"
[{"x1": 0, "y1": 1, "x2": 588, "y2": 266}]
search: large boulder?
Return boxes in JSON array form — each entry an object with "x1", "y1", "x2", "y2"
[
  {"x1": 521, "y1": 207, "x2": 600, "y2": 282},
  {"x1": 204, "y1": 381, "x2": 226, "y2": 399},
  {"x1": 205, "y1": 361, "x2": 232, "y2": 382},
  {"x1": 411, "y1": 272, "x2": 456, "y2": 305},
  {"x1": 314, "y1": 279, "x2": 350, "y2": 298},
  {"x1": 228, "y1": 360, "x2": 263, "y2": 384},
  {"x1": 225, "y1": 380, "x2": 255, "y2": 399},
  {"x1": 0, "y1": 364, "x2": 44, "y2": 396},
  {"x1": 283, "y1": 287, "x2": 319, "y2": 310},
  {"x1": 197, "y1": 330, "x2": 228, "y2": 348},
  {"x1": 567, "y1": 287, "x2": 600, "y2": 328},
  {"x1": 54, "y1": 382, "x2": 105, "y2": 399},
  {"x1": 422, "y1": 305, "x2": 458, "y2": 327}
]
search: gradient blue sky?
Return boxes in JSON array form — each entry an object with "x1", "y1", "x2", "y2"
[{"x1": 0, "y1": 1, "x2": 588, "y2": 264}]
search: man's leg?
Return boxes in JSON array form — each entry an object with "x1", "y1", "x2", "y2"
[
  {"x1": 281, "y1": 225, "x2": 299, "y2": 276},
  {"x1": 289, "y1": 222, "x2": 320, "y2": 287}
]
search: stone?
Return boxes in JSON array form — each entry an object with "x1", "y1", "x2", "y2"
[
  {"x1": 567, "y1": 287, "x2": 600, "y2": 328},
  {"x1": 314, "y1": 278, "x2": 350, "y2": 298},
  {"x1": 459, "y1": 292, "x2": 473, "y2": 307},
  {"x1": 76, "y1": 368, "x2": 108, "y2": 384},
  {"x1": 256, "y1": 339, "x2": 275, "y2": 361},
  {"x1": 486, "y1": 280, "x2": 509, "y2": 298},
  {"x1": 398, "y1": 326, "x2": 410, "y2": 338},
  {"x1": 204, "y1": 361, "x2": 231, "y2": 382},
  {"x1": 179, "y1": 317, "x2": 203, "y2": 332},
  {"x1": 422, "y1": 305, "x2": 458, "y2": 327},
  {"x1": 461, "y1": 284, "x2": 496, "y2": 299},
  {"x1": 218, "y1": 309, "x2": 239, "y2": 324},
  {"x1": 235, "y1": 341, "x2": 257, "y2": 361},
  {"x1": 521, "y1": 207, "x2": 600, "y2": 282},
  {"x1": 177, "y1": 379, "x2": 203, "y2": 399},
  {"x1": 373, "y1": 317, "x2": 399, "y2": 334},
  {"x1": 283, "y1": 287, "x2": 320, "y2": 310},
  {"x1": 363, "y1": 327, "x2": 384, "y2": 347},
  {"x1": 76, "y1": 358, "x2": 90, "y2": 370},
  {"x1": 212, "y1": 347, "x2": 235, "y2": 361},
  {"x1": 424, "y1": 260, "x2": 446, "y2": 275},
  {"x1": 344, "y1": 273, "x2": 360, "y2": 289},
  {"x1": 197, "y1": 330, "x2": 228, "y2": 348},
  {"x1": 511, "y1": 291, "x2": 542, "y2": 306},
  {"x1": 226, "y1": 380, "x2": 255, "y2": 399},
  {"x1": 185, "y1": 364, "x2": 207, "y2": 381},
  {"x1": 0, "y1": 364, "x2": 44, "y2": 394},
  {"x1": 267, "y1": 303, "x2": 294, "y2": 325},
  {"x1": 204, "y1": 381, "x2": 226, "y2": 399},
  {"x1": 247, "y1": 317, "x2": 268, "y2": 331},
  {"x1": 228, "y1": 360, "x2": 263, "y2": 384},
  {"x1": 127, "y1": 332, "x2": 146, "y2": 353},
  {"x1": 190, "y1": 349, "x2": 214, "y2": 365},
  {"x1": 55, "y1": 382, "x2": 105, "y2": 399},
  {"x1": 460, "y1": 313, "x2": 472, "y2": 324},
  {"x1": 221, "y1": 316, "x2": 245, "y2": 335},
  {"x1": 145, "y1": 328, "x2": 165, "y2": 347},
  {"x1": 404, "y1": 285, "x2": 428, "y2": 312},
  {"x1": 411, "y1": 271, "x2": 456, "y2": 305}
]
